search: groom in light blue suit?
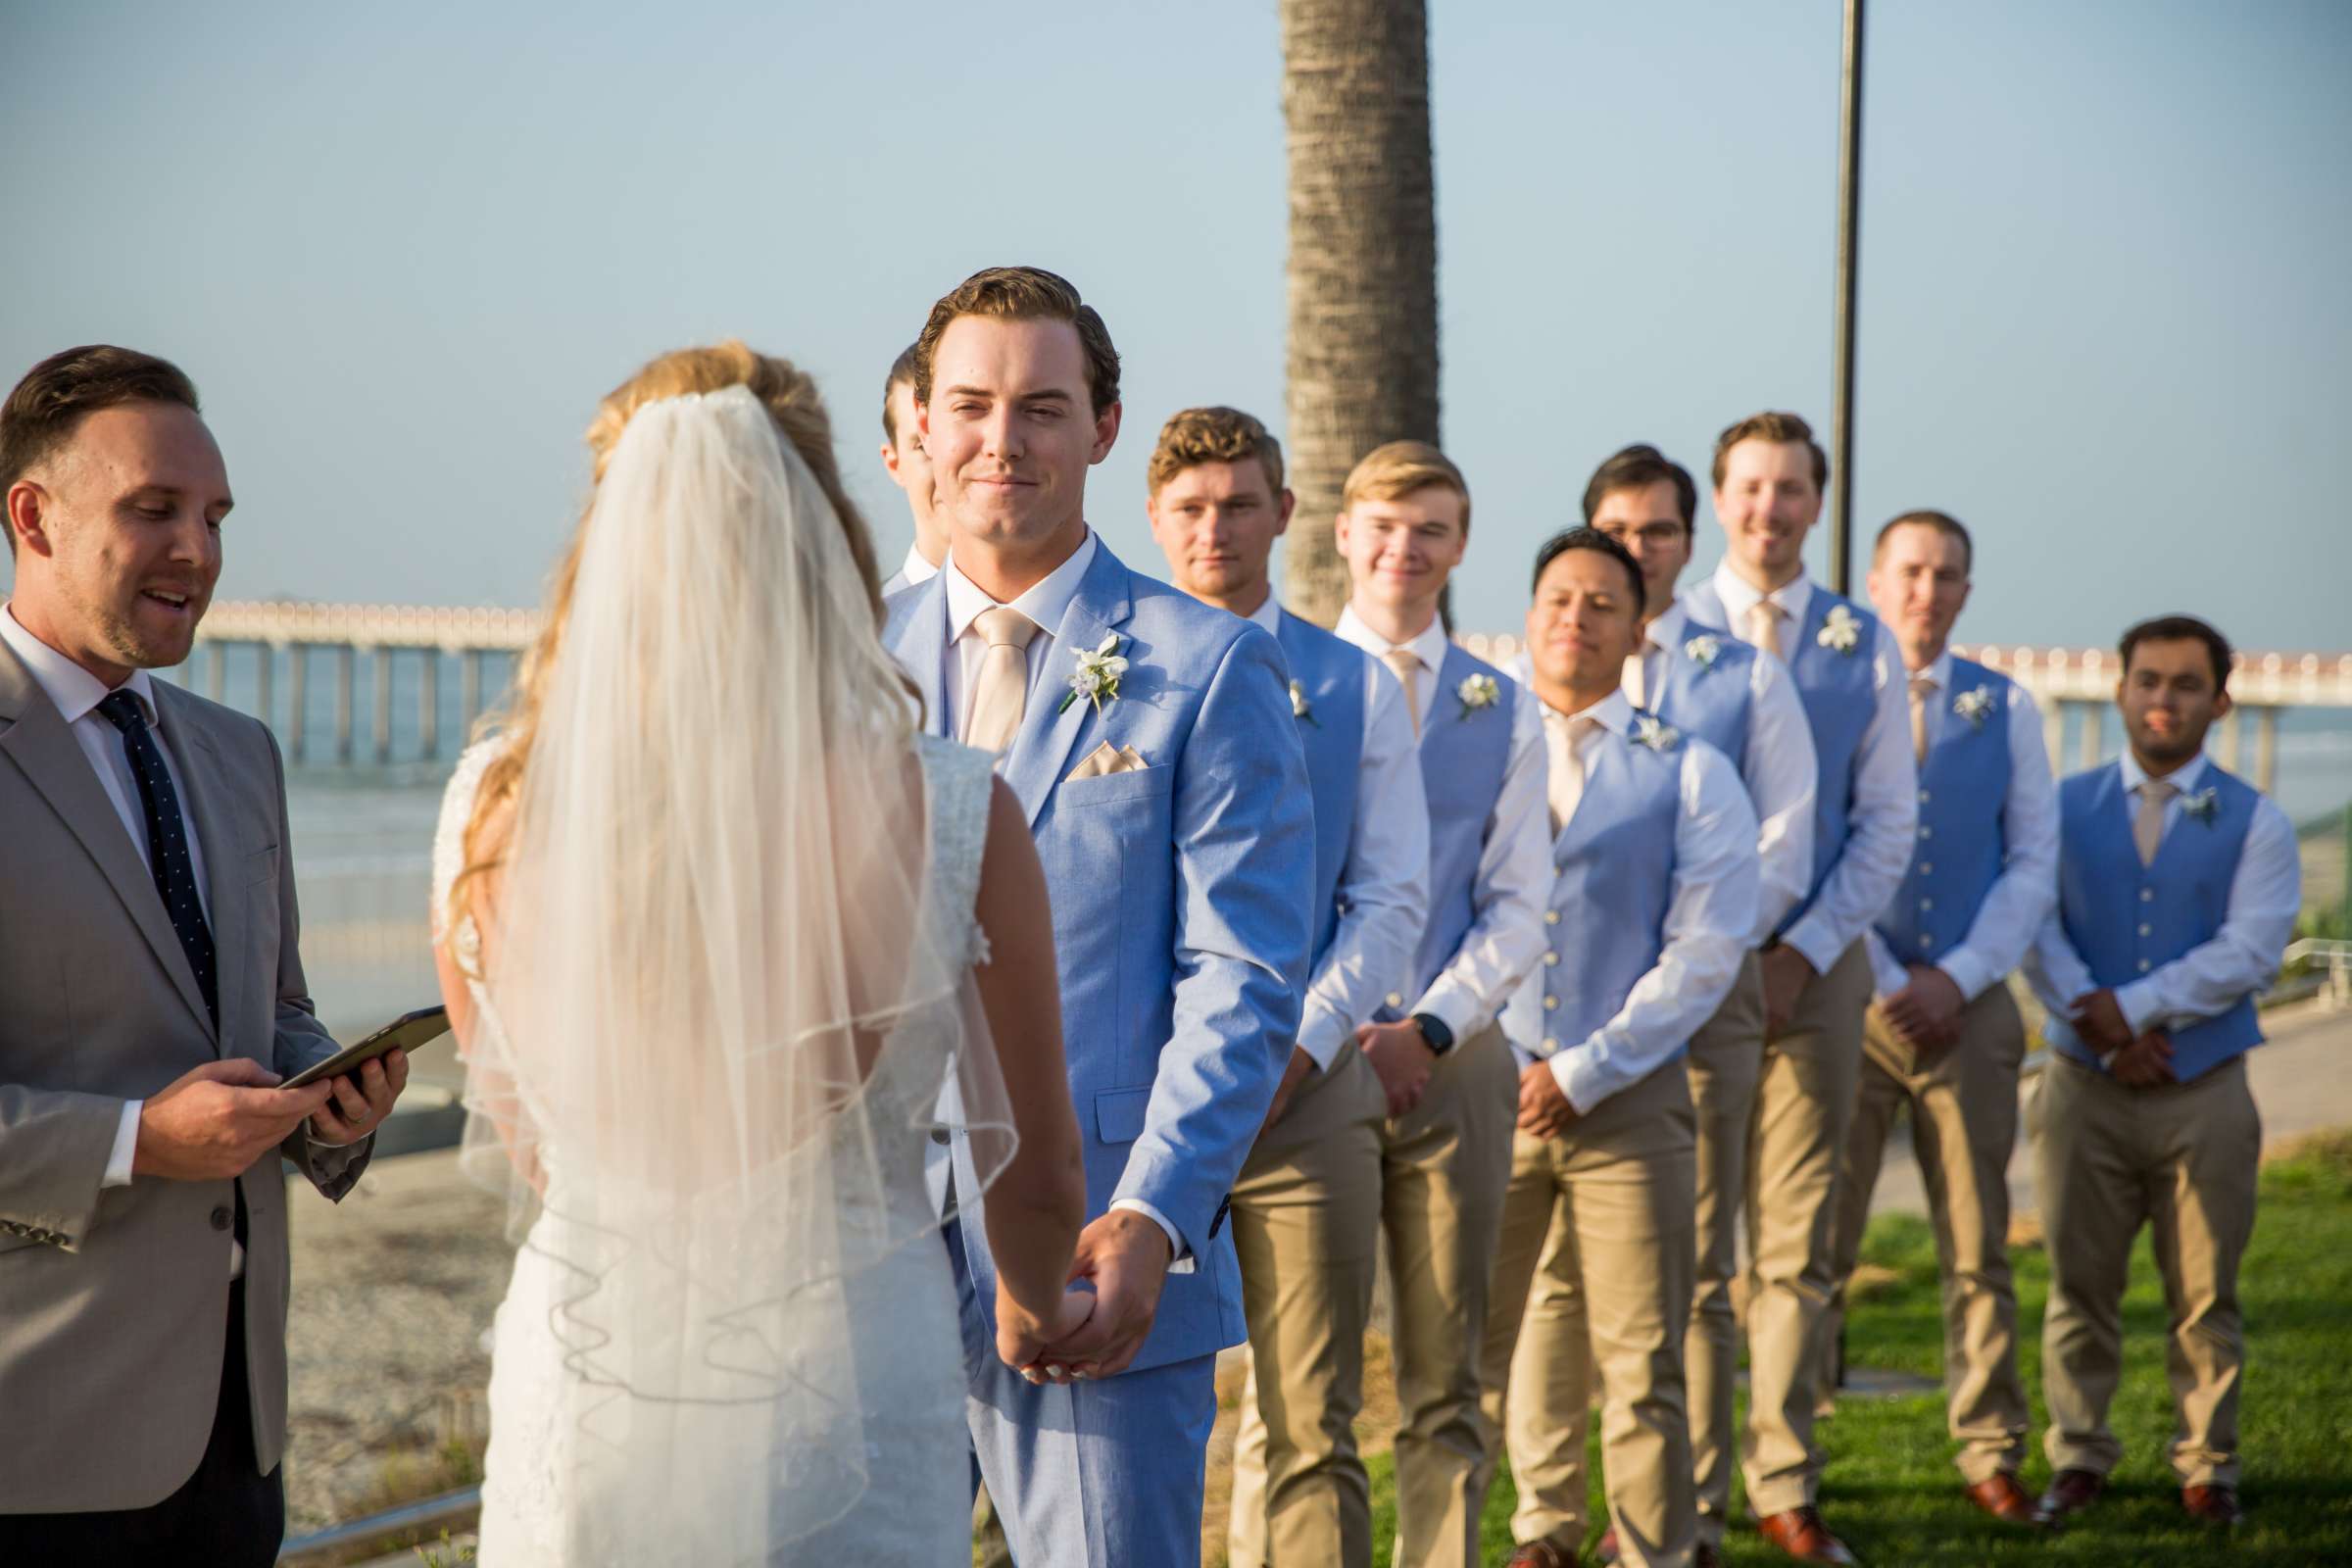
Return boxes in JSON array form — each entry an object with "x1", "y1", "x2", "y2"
[{"x1": 885, "y1": 267, "x2": 1315, "y2": 1566}]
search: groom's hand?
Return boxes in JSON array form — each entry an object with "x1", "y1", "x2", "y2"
[{"x1": 1044, "y1": 1210, "x2": 1173, "y2": 1379}]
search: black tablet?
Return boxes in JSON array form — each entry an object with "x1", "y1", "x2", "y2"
[{"x1": 283, "y1": 1005, "x2": 451, "y2": 1090}]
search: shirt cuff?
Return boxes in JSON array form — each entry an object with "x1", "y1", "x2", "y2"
[
  {"x1": 102, "y1": 1100, "x2": 142, "y2": 1190},
  {"x1": 2114, "y1": 979, "x2": 2162, "y2": 1039},
  {"x1": 1867, "y1": 944, "x2": 1910, "y2": 1002},
  {"x1": 1295, "y1": 1006, "x2": 1348, "y2": 1071},
  {"x1": 1108, "y1": 1198, "x2": 1195, "y2": 1274},
  {"x1": 1408, "y1": 985, "x2": 1477, "y2": 1044},
  {"x1": 1780, "y1": 920, "x2": 1843, "y2": 978},
  {"x1": 1935, "y1": 954, "x2": 1993, "y2": 1004},
  {"x1": 1547, "y1": 1046, "x2": 1605, "y2": 1117}
]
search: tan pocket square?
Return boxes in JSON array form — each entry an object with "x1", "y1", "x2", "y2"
[{"x1": 1066, "y1": 742, "x2": 1148, "y2": 782}]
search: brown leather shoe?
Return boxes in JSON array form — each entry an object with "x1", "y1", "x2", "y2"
[
  {"x1": 1755, "y1": 1507, "x2": 1858, "y2": 1564},
  {"x1": 1965, "y1": 1472, "x2": 2040, "y2": 1525},
  {"x1": 1504, "y1": 1540, "x2": 1574, "y2": 1568},
  {"x1": 2030, "y1": 1467, "x2": 2106, "y2": 1527},
  {"x1": 2181, "y1": 1484, "x2": 2243, "y2": 1526}
]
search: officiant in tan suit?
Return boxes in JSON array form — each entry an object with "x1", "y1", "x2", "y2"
[{"x1": 0, "y1": 347, "x2": 407, "y2": 1566}]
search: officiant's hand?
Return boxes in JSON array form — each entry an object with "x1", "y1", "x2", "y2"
[
  {"x1": 1043, "y1": 1209, "x2": 1172, "y2": 1379},
  {"x1": 307, "y1": 1050, "x2": 410, "y2": 1148},
  {"x1": 997, "y1": 1286, "x2": 1097, "y2": 1382}
]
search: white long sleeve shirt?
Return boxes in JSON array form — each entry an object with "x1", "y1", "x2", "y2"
[{"x1": 1866, "y1": 651, "x2": 2060, "y2": 1002}]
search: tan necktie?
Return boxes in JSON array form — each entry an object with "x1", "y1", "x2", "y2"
[
  {"x1": 1908, "y1": 673, "x2": 1935, "y2": 764},
  {"x1": 2133, "y1": 778, "x2": 2178, "y2": 866},
  {"x1": 1745, "y1": 601, "x2": 1784, "y2": 661},
  {"x1": 1623, "y1": 645, "x2": 1649, "y2": 710},
  {"x1": 1384, "y1": 649, "x2": 1424, "y2": 740},
  {"x1": 964, "y1": 606, "x2": 1040, "y2": 754},
  {"x1": 1544, "y1": 709, "x2": 1593, "y2": 832}
]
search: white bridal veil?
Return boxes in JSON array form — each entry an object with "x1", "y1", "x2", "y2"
[{"x1": 459, "y1": 384, "x2": 1014, "y2": 1560}]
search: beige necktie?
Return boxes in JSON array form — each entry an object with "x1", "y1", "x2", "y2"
[
  {"x1": 1908, "y1": 673, "x2": 1935, "y2": 763},
  {"x1": 1623, "y1": 644, "x2": 1649, "y2": 710},
  {"x1": 1544, "y1": 709, "x2": 1593, "y2": 832},
  {"x1": 1383, "y1": 649, "x2": 1424, "y2": 740},
  {"x1": 2133, "y1": 778, "x2": 2178, "y2": 866},
  {"x1": 964, "y1": 606, "x2": 1040, "y2": 754},
  {"x1": 1745, "y1": 601, "x2": 1784, "y2": 661}
]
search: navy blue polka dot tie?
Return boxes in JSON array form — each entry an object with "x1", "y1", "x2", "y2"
[{"x1": 97, "y1": 691, "x2": 218, "y2": 1026}]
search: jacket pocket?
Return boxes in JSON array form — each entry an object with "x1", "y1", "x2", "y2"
[
  {"x1": 1094, "y1": 1087, "x2": 1152, "y2": 1144},
  {"x1": 1057, "y1": 765, "x2": 1173, "y2": 809}
]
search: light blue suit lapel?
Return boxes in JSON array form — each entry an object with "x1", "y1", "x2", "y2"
[
  {"x1": 1002, "y1": 544, "x2": 1135, "y2": 827},
  {"x1": 892, "y1": 576, "x2": 954, "y2": 741}
]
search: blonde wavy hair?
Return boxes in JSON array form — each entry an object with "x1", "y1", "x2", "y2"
[{"x1": 448, "y1": 342, "x2": 885, "y2": 933}]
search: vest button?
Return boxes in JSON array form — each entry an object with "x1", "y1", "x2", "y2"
[
  {"x1": 1544, "y1": 911, "x2": 1560, "y2": 926},
  {"x1": 2137, "y1": 959, "x2": 2152, "y2": 972},
  {"x1": 1919, "y1": 826, "x2": 1933, "y2": 841},
  {"x1": 1920, "y1": 898, "x2": 1934, "y2": 911},
  {"x1": 2140, "y1": 889, "x2": 2155, "y2": 903},
  {"x1": 1541, "y1": 1037, "x2": 1558, "y2": 1053},
  {"x1": 1386, "y1": 993, "x2": 1403, "y2": 1009},
  {"x1": 1544, "y1": 996, "x2": 1559, "y2": 1011},
  {"x1": 1543, "y1": 953, "x2": 1559, "y2": 967},
  {"x1": 1920, "y1": 862, "x2": 1934, "y2": 875},
  {"x1": 2139, "y1": 923, "x2": 2152, "y2": 936},
  {"x1": 209, "y1": 1205, "x2": 232, "y2": 1232},
  {"x1": 1919, "y1": 789, "x2": 1932, "y2": 804}
]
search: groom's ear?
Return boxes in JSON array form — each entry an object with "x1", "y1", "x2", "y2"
[{"x1": 1088, "y1": 400, "x2": 1122, "y2": 466}]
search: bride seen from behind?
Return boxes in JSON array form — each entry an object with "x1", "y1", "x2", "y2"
[{"x1": 428, "y1": 342, "x2": 1089, "y2": 1564}]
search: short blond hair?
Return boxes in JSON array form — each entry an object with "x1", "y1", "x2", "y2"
[
  {"x1": 1148, "y1": 406, "x2": 1285, "y2": 496},
  {"x1": 1340, "y1": 439, "x2": 1470, "y2": 531},
  {"x1": 1711, "y1": 410, "x2": 1827, "y2": 492}
]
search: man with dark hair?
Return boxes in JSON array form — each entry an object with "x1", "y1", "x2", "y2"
[
  {"x1": 1578, "y1": 445, "x2": 1816, "y2": 1561},
  {"x1": 1473, "y1": 526, "x2": 1757, "y2": 1568},
  {"x1": 1679, "y1": 411, "x2": 1916, "y2": 1564},
  {"x1": 0, "y1": 346, "x2": 407, "y2": 1562},
  {"x1": 878, "y1": 342, "x2": 947, "y2": 594},
  {"x1": 2024, "y1": 613, "x2": 2298, "y2": 1533},
  {"x1": 1825, "y1": 511, "x2": 2058, "y2": 1523}
]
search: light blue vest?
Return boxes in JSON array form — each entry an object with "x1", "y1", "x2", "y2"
[
  {"x1": 1275, "y1": 611, "x2": 1368, "y2": 969},
  {"x1": 1381, "y1": 641, "x2": 1518, "y2": 1019},
  {"x1": 2047, "y1": 760, "x2": 2265, "y2": 1081},
  {"x1": 1685, "y1": 580, "x2": 1881, "y2": 933},
  {"x1": 1876, "y1": 659, "x2": 2012, "y2": 968},
  {"x1": 1500, "y1": 728, "x2": 1681, "y2": 1067},
  {"x1": 1650, "y1": 626, "x2": 1758, "y2": 773}
]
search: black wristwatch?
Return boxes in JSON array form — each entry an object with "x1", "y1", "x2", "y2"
[{"x1": 1409, "y1": 1011, "x2": 1456, "y2": 1057}]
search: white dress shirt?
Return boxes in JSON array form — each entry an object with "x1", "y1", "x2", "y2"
[
  {"x1": 940, "y1": 531, "x2": 1192, "y2": 1266},
  {"x1": 2027, "y1": 750, "x2": 2302, "y2": 1038},
  {"x1": 1639, "y1": 598, "x2": 1817, "y2": 945},
  {"x1": 1334, "y1": 605, "x2": 1552, "y2": 1040},
  {"x1": 1865, "y1": 651, "x2": 2060, "y2": 1002},
  {"x1": 1539, "y1": 690, "x2": 1760, "y2": 1112},
  {"x1": 898, "y1": 542, "x2": 942, "y2": 588},
  {"x1": 1247, "y1": 599, "x2": 1430, "y2": 1068},
  {"x1": 1705, "y1": 564, "x2": 1917, "y2": 974}
]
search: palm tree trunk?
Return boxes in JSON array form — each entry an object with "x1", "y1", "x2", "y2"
[{"x1": 1278, "y1": 0, "x2": 1441, "y2": 628}]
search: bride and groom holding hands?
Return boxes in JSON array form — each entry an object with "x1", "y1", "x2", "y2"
[{"x1": 431, "y1": 267, "x2": 1317, "y2": 1563}]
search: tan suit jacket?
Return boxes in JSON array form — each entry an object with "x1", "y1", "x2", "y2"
[{"x1": 0, "y1": 640, "x2": 368, "y2": 1512}]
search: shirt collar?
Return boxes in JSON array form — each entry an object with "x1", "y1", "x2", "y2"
[
  {"x1": 0, "y1": 602, "x2": 159, "y2": 727},
  {"x1": 1709, "y1": 560, "x2": 1813, "y2": 631},
  {"x1": 899, "y1": 542, "x2": 941, "y2": 586},
  {"x1": 1644, "y1": 599, "x2": 1688, "y2": 652},
  {"x1": 1540, "y1": 686, "x2": 1634, "y2": 737},
  {"x1": 2119, "y1": 747, "x2": 2209, "y2": 798},
  {"x1": 1244, "y1": 595, "x2": 1283, "y2": 636},
  {"x1": 1912, "y1": 649, "x2": 1952, "y2": 692},
  {"x1": 942, "y1": 529, "x2": 1099, "y2": 647},
  {"x1": 1334, "y1": 602, "x2": 1451, "y2": 674}
]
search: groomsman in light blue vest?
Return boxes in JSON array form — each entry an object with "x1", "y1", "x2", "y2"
[
  {"x1": 1142, "y1": 407, "x2": 1428, "y2": 1568},
  {"x1": 885, "y1": 268, "x2": 1316, "y2": 1567},
  {"x1": 1473, "y1": 528, "x2": 1758, "y2": 1568},
  {"x1": 1823, "y1": 512, "x2": 2057, "y2": 1525},
  {"x1": 1331, "y1": 440, "x2": 1552, "y2": 1568},
  {"x1": 1679, "y1": 412, "x2": 1916, "y2": 1566},
  {"x1": 1579, "y1": 445, "x2": 1818, "y2": 1560},
  {"x1": 2024, "y1": 614, "x2": 2299, "y2": 1534}
]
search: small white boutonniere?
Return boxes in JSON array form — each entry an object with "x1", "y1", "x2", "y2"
[
  {"x1": 1818, "y1": 604, "x2": 1863, "y2": 656},
  {"x1": 2181, "y1": 786, "x2": 2221, "y2": 824},
  {"x1": 1456, "y1": 672, "x2": 1501, "y2": 717},
  {"x1": 1059, "y1": 633, "x2": 1129, "y2": 715},
  {"x1": 1290, "y1": 678, "x2": 1320, "y2": 726},
  {"x1": 1685, "y1": 633, "x2": 1723, "y2": 670},
  {"x1": 1952, "y1": 686, "x2": 1995, "y2": 730},
  {"x1": 1633, "y1": 714, "x2": 1682, "y2": 753}
]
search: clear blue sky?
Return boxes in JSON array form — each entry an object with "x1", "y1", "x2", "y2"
[{"x1": 6, "y1": 0, "x2": 2347, "y2": 649}]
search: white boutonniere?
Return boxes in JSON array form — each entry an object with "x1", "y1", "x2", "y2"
[
  {"x1": 2181, "y1": 786, "x2": 2221, "y2": 824},
  {"x1": 1817, "y1": 604, "x2": 1862, "y2": 655},
  {"x1": 1456, "y1": 673, "x2": 1501, "y2": 717},
  {"x1": 1952, "y1": 686, "x2": 1995, "y2": 730},
  {"x1": 1290, "y1": 678, "x2": 1320, "y2": 726},
  {"x1": 1633, "y1": 714, "x2": 1682, "y2": 753},
  {"x1": 1059, "y1": 633, "x2": 1129, "y2": 715},
  {"x1": 1685, "y1": 633, "x2": 1723, "y2": 670}
]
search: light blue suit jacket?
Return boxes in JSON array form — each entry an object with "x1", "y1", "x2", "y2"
[{"x1": 885, "y1": 541, "x2": 1315, "y2": 1373}]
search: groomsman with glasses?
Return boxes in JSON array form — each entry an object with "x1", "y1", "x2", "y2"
[
  {"x1": 1317, "y1": 440, "x2": 1552, "y2": 1568},
  {"x1": 2024, "y1": 614, "x2": 2299, "y2": 1533},
  {"x1": 1823, "y1": 512, "x2": 2058, "y2": 1525},
  {"x1": 1142, "y1": 407, "x2": 1429, "y2": 1568},
  {"x1": 1581, "y1": 445, "x2": 1818, "y2": 1561},
  {"x1": 1474, "y1": 527, "x2": 1758, "y2": 1568},
  {"x1": 1679, "y1": 412, "x2": 1917, "y2": 1565}
]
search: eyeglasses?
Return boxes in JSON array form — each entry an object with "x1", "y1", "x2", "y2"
[{"x1": 1597, "y1": 521, "x2": 1687, "y2": 549}]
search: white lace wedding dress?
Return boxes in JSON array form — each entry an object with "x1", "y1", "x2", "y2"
[{"x1": 434, "y1": 732, "x2": 996, "y2": 1565}]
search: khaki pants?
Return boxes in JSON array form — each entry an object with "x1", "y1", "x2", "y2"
[
  {"x1": 1475, "y1": 1059, "x2": 1697, "y2": 1568},
  {"x1": 1826, "y1": 985, "x2": 2030, "y2": 1482},
  {"x1": 2032, "y1": 1054, "x2": 2261, "y2": 1489},
  {"x1": 1227, "y1": 1047, "x2": 1389, "y2": 1568},
  {"x1": 1682, "y1": 953, "x2": 1763, "y2": 1544},
  {"x1": 1740, "y1": 939, "x2": 1872, "y2": 1518}
]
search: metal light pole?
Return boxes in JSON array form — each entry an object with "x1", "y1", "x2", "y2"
[{"x1": 1829, "y1": 0, "x2": 1865, "y2": 596}]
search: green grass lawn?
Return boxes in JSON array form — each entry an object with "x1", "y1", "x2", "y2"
[{"x1": 1367, "y1": 1130, "x2": 2352, "y2": 1566}]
